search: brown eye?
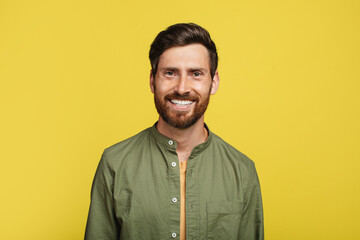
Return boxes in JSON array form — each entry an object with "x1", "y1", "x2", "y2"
[{"x1": 165, "y1": 71, "x2": 174, "y2": 76}]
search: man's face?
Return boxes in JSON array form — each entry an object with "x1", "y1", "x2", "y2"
[{"x1": 150, "y1": 44, "x2": 219, "y2": 129}]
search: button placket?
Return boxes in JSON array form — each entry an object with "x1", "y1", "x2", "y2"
[{"x1": 168, "y1": 147, "x2": 180, "y2": 239}]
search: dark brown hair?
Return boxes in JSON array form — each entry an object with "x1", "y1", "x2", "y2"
[{"x1": 149, "y1": 23, "x2": 218, "y2": 79}]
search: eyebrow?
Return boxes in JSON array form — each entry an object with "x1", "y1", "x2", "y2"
[
  {"x1": 188, "y1": 67, "x2": 208, "y2": 72},
  {"x1": 159, "y1": 67, "x2": 179, "y2": 72},
  {"x1": 159, "y1": 67, "x2": 208, "y2": 73}
]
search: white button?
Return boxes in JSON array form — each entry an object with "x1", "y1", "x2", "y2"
[
  {"x1": 171, "y1": 232, "x2": 177, "y2": 238},
  {"x1": 171, "y1": 162, "x2": 176, "y2": 167},
  {"x1": 172, "y1": 197, "x2": 177, "y2": 203},
  {"x1": 168, "y1": 140, "x2": 173, "y2": 145}
]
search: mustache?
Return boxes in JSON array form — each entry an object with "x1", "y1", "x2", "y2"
[{"x1": 165, "y1": 92, "x2": 199, "y2": 101}]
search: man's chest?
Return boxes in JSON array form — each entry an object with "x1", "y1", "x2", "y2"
[{"x1": 111, "y1": 153, "x2": 246, "y2": 240}]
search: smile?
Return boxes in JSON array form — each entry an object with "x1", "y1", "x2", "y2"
[{"x1": 170, "y1": 99, "x2": 194, "y2": 106}]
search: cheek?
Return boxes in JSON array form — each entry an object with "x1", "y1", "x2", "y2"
[
  {"x1": 193, "y1": 82, "x2": 212, "y2": 95},
  {"x1": 154, "y1": 85, "x2": 171, "y2": 99},
  {"x1": 155, "y1": 87, "x2": 168, "y2": 97},
  {"x1": 155, "y1": 81, "x2": 175, "y2": 93}
]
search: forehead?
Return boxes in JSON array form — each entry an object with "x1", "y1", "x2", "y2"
[{"x1": 157, "y1": 44, "x2": 210, "y2": 70}]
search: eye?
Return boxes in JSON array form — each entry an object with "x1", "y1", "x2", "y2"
[
  {"x1": 193, "y1": 71, "x2": 202, "y2": 77},
  {"x1": 164, "y1": 71, "x2": 174, "y2": 76}
]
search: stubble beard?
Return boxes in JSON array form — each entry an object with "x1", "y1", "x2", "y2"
[{"x1": 154, "y1": 90, "x2": 211, "y2": 129}]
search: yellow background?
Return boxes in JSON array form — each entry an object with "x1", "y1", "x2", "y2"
[{"x1": 1, "y1": 0, "x2": 359, "y2": 239}]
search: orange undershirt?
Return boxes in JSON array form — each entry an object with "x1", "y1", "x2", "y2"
[{"x1": 179, "y1": 161, "x2": 187, "y2": 240}]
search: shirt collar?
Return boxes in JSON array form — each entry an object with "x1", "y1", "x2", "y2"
[{"x1": 150, "y1": 122, "x2": 213, "y2": 157}]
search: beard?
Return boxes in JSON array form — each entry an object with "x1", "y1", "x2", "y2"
[{"x1": 154, "y1": 90, "x2": 211, "y2": 129}]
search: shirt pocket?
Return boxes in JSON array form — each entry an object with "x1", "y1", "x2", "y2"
[{"x1": 206, "y1": 201, "x2": 242, "y2": 240}]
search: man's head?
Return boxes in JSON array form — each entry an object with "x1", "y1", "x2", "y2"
[
  {"x1": 149, "y1": 23, "x2": 219, "y2": 129},
  {"x1": 149, "y1": 23, "x2": 218, "y2": 79}
]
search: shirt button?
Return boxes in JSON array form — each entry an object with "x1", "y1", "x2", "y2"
[
  {"x1": 168, "y1": 140, "x2": 173, "y2": 145},
  {"x1": 172, "y1": 197, "x2": 177, "y2": 203},
  {"x1": 171, "y1": 232, "x2": 177, "y2": 238},
  {"x1": 171, "y1": 162, "x2": 176, "y2": 167}
]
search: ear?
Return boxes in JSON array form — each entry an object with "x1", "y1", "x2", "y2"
[
  {"x1": 210, "y1": 70, "x2": 219, "y2": 95},
  {"x1": 150, "y1": 70, "x2": 155, "y2": 94}
]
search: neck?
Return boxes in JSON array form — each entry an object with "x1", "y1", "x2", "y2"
[{"x1": 156, "y1": 116, "x2": 208, "y2": 153}]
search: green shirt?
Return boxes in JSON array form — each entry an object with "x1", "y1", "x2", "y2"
[{"x1": 85, "y1": 124, "x2": 264, "y2": 240}]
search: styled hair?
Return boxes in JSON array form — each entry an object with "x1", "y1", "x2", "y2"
[{"x1": 149, "y1": 23, "x2": 218, "y2": 79}]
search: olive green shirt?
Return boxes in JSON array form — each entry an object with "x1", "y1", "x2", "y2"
[{"x1": 85, "y1": 124, "x2": 264, "y2": 240}]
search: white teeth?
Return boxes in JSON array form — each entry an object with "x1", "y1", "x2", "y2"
[{"x1": 170, "y1": 99, "x2": 193, "y2": 106}]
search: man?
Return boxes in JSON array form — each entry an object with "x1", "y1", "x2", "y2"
[{"x1": 85, "y1": 23, "x2": 264, "y2": 240}]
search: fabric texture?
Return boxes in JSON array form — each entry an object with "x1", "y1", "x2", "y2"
[{"x1": 85, "y1": 124, "x2": 264, "y2": 240}]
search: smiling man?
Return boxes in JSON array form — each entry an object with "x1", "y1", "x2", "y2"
[{"x1": 85, "y1": 23, "x2": 264, "y2": 240}]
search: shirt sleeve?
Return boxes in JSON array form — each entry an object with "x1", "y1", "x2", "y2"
[
  {"x1": 85, "y1": 151, "x2": 120, "y2": 240},
  {"x1": 238, "y1": 163, "x2": 264, "y2": 240}
]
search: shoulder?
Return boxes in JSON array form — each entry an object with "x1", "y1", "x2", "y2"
[
  {"x1": 210, "y1": 133, "x2": 260, "y2": 194},
  {"x1": 100, "y1": 127, "x2": 152, "y2": 167},
  {"x1": 211, "y1": 133, "x2": 255, "y2": 167},
  {"x1": 91, "y1": 128, "x2": 152, "y2": 189}
]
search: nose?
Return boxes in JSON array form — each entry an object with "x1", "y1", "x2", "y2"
[{"x1": 175, "y1": 74, "x2": 190, "y2": 94}]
